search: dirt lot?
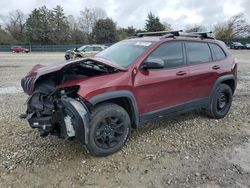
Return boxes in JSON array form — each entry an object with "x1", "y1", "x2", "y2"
[{"x1": 0, "y1": 51, "x2": 250, "y2": 188}]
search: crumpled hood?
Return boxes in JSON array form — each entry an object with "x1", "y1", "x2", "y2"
[{"x1": 27, "y1": 57, "x2": 126, "y2": 78}]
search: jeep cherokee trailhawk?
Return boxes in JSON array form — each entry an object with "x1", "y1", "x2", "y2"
[{"x1": 21, "y1": 31, "x2": 237, "y2": 156}]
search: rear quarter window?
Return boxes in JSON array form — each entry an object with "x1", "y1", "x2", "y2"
[
  {"x1": 209, "y1": 43, "x2": 226, "y2": 61},
  {"x1": 186, "y1": 42, "x2": 212, "y2": 65}
]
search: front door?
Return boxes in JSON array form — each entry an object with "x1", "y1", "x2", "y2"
[{"x1": 134, "y1": 41, "x2": 190, "y2": 114}]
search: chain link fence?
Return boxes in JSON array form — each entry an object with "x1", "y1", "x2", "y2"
[
  {"x1": 0, "y1": 44, "x2": 84, "y2": 52},
  {"x1": 0, "y1": 39, "x2": 249, "y2": 52}
]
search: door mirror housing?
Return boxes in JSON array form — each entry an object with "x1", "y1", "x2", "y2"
[{"x1": 141, "y1": 59, "x2": 164, "y2": 70}]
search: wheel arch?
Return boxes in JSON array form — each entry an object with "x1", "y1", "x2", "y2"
[
  {"x1": 89, "y1": 90, "x2": 139, "y2": 129},
  {"x1": 210, "y1": 74, "x2": 236, "y2": 99}
]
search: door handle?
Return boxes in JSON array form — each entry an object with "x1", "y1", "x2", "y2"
[
  {"x1": 176, "y1": 71, "x2": 187, "y2": 76},
  {"x1": 212, "y1": 65, "x2": 220, "y2": 70}
]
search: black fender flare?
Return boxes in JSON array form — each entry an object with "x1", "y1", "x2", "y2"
[
  {"x1": 209, "y1": 74, "x2": 236, "y2": 101},
  {"x1": 89, "y1": 90, "x2": 140, "y2": 127},
  {"x1": 61, "y1": 97, "x2": 90, "y2": 144}
]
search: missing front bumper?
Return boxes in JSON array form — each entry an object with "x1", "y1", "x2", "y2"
[{"x1": 23, "y1": 96, "x2": 90, "y2": 145}]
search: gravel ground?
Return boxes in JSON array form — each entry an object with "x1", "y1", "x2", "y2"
[{"x1": 0, "y1": 51, "x2": 249, "y2": 188}]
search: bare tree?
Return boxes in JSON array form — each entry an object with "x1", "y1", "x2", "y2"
[
  {"x1": 185, "y1": 24, "x2": 206, "y2": 33},
  {"x1": 67, "y1": 15, "x2": 87, "y2": 44},
  {"x1": 213, "y1": 13, "x2": 250, "y2": 39},
  {"x1": 228, "y1": 13, "x2": 250, "y2": 37},
  {"x1": 5, "y1": 10, "x2": 26, "y2": 42},
  {"x1": 79, "y1": 8, "x2": 107, "y2": 35},
  {"x1": 162, "y1": 21, "x2": 172, "y2": 31},
  {"x1": 67, "y1": 15, "x2": 78, "y2": 31}
]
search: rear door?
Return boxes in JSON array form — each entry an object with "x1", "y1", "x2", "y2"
[
  {"x1": 185, "y1": 41, "x2": 225, "y2": 100},
  {"x1": 134, "y1": 41, "x2": 190, "y2": 114},
  {"x1": 82, "y1": 46, "x2": 95, "y2": 57}
]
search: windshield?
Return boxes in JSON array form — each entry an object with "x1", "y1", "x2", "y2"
[{"x1": 96, "y1": 41, "x2": 153, "y2": 67}]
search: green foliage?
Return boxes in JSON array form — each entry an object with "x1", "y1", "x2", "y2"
[
  {"x1": 145, "y1": 12, "x2": 165, "y2": 32},
  {"x1": 69, "y1": 28, "x2": 88, "y2": 44},
  {"x1": 26, "y1": 6, "x2": 53, "y2": 44},
  {"x1": 117, "y1": 26, "x2": 136, "y2": 40},
  {"x1": 92, "y1": 18, "x2": 117, "y2": 43},
  {"x1": 25, "y1": 6, "x2": 70, "y2": 44},
  {"x1": 50, "y1": 6, "x2": 70, "y2": 44}
]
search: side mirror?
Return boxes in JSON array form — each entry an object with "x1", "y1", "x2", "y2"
[
  {"x1": 140, "y1": 59, "x2": 164, "y2": 70},
  {"x1": 74, "y1": 47, "x2": 79, "y2": 52}
]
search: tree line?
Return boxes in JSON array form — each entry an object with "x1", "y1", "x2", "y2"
[{"x1": 0, "y1": 5, "x2": 249, "y2": 45}]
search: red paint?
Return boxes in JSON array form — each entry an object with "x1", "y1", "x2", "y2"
[
  {"x1": 24, "y1": 37, "x2": 237, "y2": 114},
  {"x1": 10, "y1": 46, "x2": 29, "y2": 53}
]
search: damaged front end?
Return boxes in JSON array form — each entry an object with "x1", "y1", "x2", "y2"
[
  {"x1": 23, "y1": 83, "x2": 90, "y2": 144},
  {"x1": 20, "y1": 58, "x2": 123, "y2": 145}
]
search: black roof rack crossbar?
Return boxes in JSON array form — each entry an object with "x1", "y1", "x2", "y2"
[
  {"x1": 183, "y1": 31, "x2": 214, "y2": 39},
  {"x1": 137, "y1": 30, "x2": 183, "y2": 37},
  {"x1": 128, "y1": 30, "x2": 214, "y2": 40}
]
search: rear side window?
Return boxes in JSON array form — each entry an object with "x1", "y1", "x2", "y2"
[
  {"x1": 147, "y1": 41, "x2": 184, "y2": 69},
  {"x1": 186, "y1": 42, "x2": 212, "y2": 65},
  {"x1": 209, "y1": 43, "x2": 226, "y2": 61},
  {"x1": 93, "y1": 47, "x2": 102, "y2": 51}
]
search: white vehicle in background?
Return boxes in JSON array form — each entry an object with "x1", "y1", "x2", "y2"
[{"x1": 65, "y1": 45, "x2": 108, "y2": 60}]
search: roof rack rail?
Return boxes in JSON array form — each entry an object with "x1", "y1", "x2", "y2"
[{"x1": 137, "y1": 30, "x2": 183, "y2": 37}]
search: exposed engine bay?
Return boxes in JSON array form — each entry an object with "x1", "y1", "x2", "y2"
[{"x1": 21, "y1": 59, "x2": 120, "y2": 144}]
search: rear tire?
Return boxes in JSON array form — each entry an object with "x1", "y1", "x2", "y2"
[
  {"x1": 86, "y1": 103, "x2": 131, "y2": 156},
  {"x1": 207, "y1": 84, "x2": 233, "y2": 119}
]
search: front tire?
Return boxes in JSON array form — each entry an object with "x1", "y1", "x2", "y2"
[
  {"x1": 65, "y1": 55, "x2": 70, "y2": 60},
  {"x1": 207, "y1": 84, "x2": 233, "y2": 119},
  {"x1": 86, "y1": 103, "x2": 131, "y2": 156}
]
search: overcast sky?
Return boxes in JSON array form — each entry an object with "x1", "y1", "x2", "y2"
[{"x1": 0, "y1": 0, "x2": 249, "y2": 29}]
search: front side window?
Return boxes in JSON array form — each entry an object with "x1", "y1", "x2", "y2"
[
  {"x1": 84, "y1": 47, "x2": 94, "y2": 52},
  {"x1": 186, "y1": 42, "x2": 212, "y2": 65},
  {"x1": 209, "y1": 43, "x2": 226, "y2": 61},
  {"x1": 77, "y1": 45, "x2": 87, "y2": 51},
  {"x1": 146, "y1": 41, "x2": 184, "y2": 69}
]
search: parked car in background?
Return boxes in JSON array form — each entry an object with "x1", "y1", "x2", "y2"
[
  {"x1": 11, "y1": 46, "x2": 29, "y2": 53},
  {"x1": 21, "y1": 31, "x2": 237, "y2": 156},
  {"x1": 65, "y1": 45, "x2": 107, "y2": 60},
  {"x1": 230, "y1": 42, "x2": 245, "y2": 50},
  {"x1": 245, "y1": 43, "x2": 250, "y2": 49}
]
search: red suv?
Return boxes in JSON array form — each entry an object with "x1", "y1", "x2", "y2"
[
  {"x1": 11, "y1": 46, "x2": 29, "y2": 53},
  {"x1": 21, "y1": 31, "x2": 237, "y2": 156}
]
